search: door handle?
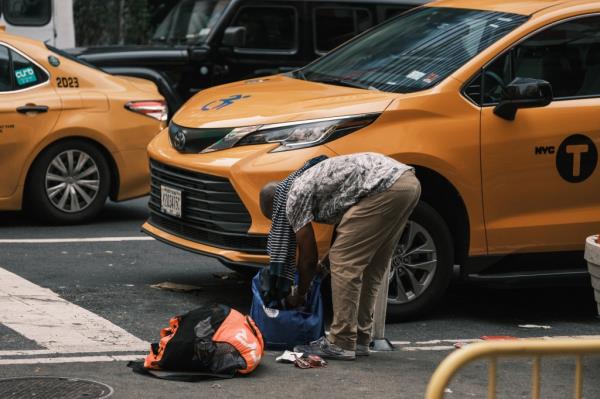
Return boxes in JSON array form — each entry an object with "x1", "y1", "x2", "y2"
[{"x1": 16, "y1": 104, "x2": 49, "y2": 114}]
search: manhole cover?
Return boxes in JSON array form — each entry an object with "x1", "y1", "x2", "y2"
[{"x1": 0, "y1": 377, "x2": 113, "y2": 399}]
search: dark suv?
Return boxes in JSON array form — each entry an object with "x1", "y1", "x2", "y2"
[{"x1": 70, "y1": 0, "x2": 429, "y2": 111}]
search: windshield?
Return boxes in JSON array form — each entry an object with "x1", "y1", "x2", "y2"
[
  {"x1": 152, "y1": 0, "x2": 229, "y2": 45},
  {"x1": 300, "y1": 7, "x2": 528, "y2": 93}
]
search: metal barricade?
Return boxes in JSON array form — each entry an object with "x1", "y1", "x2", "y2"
[{"x1": 425, "y1": 339, "x2": 600, "y2": 399}]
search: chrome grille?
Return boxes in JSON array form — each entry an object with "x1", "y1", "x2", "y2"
[{"x1": 148, "y1": 160, "x2": 267, "y2": 254}]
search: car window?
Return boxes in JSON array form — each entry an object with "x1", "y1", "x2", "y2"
[
  {"x1": 151, "y1": 0, "x2": 229, "y2": 45},
  {"x1": 314, "y1": 7, "x2": 372, "y2": 54},
  {"x1": 230, "y1": 6, "x2": 297, "y2": 51},
  {"x1": 481, "y1": 15, "x2": 600, "y2": 103},
  {"x1": 11, "y1": 50, "x2": 48, "y2": 90},
  {"x1": 480, "y1": 52, "x2": 511, "y2": 104},
  {"x1": 0, "y1": 46, "x2": 11, "y2": 92},
  {"x1": 301, "y1": 7, "x2": 527, "y2": 94},
  {"x1": 3, "y1": 0, "x2": 51, "y2": 26}
]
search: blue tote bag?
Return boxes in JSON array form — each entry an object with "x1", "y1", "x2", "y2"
[{"x1": 250, "y1": 271, "x2": 324, "y2": 350}]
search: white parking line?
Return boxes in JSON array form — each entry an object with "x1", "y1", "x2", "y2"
[
  {"x1": 0, "y1": 354, "x2": 146, "y2": 365},
  {"x1": 0, "y1": 267, "x2": 149, "y2": 365},
  {"x1": 0, "y1": 349, "x2": 146, "y2": 357},
  {"x1": 402, "y1": 345, "x2": 456, "y2": 352},
  {"x1": 391, "y1": 335, "x2": 600, "y2": 352},
  {"x1": 0, "y1": 236, "x2": 154, "y2": 244}
]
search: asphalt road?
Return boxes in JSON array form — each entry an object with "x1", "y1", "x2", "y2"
[{"x1": 1, "y1": 198, "x2": 599, "y2": 398}]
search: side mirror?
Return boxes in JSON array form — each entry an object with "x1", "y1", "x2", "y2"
[
  {"x1": 494, "y1": 77, "x2": 553, "y2": 121},
  {"x1": 222, "y1": 26, "x2": 247, "y2": 48}
]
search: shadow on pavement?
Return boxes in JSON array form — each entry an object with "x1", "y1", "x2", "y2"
[
  {"x1": 424, "y1": 282, "x2": 597, "y2": 327},
  {"x1": 0, "y1": 197, "x2": 149, "y2": 228}
]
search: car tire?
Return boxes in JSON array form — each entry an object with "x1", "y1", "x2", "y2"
[
  {"x1": 25, "y1": 139, "x2": 111, "y2": 224},
  {"x1": 386, "y1": 201, "x2": 454, "y2": 321}
]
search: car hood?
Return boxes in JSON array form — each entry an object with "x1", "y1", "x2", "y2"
[{"x1": 172, "y1": 75, "x2": 399, "y2": 128}]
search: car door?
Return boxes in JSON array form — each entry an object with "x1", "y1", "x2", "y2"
[
  {"x1": 219, "y1": 2, "x2": 304, "y2": 81},
  {"x1": 0, "y1": 43, "x2": 60, "y2": 198},
  {"x1": 479, "y1": 15, "x2": 600, "y2": 255}
]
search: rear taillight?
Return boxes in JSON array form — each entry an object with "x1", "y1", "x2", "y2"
[{"x1": 125, "y1": 100, "x2": 168, "y2": 122}]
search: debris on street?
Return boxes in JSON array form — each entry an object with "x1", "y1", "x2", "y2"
[
  {"x1": 276, "y1": 351, "x2": 303, "y2": 363},
  {"x1": 150, "y1": 282, "x2": 204, "y2": 292},
  {"x1": 518, "y1": 324, "x2": 552, "y2": 329}
]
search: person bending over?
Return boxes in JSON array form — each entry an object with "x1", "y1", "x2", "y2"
[{"x1": 259, "y1": 152, "x2": 421, "y2": 360}]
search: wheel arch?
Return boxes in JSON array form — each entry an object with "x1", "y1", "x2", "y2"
[
  {"x1": 412, "y1": 165, "x2": 470, "y2": 267},
  {"x1": 23, "y1": 136, "x2": 121, "y2": 202}
]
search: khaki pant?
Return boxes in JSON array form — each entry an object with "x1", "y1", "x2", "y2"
[{"x1": 328, "y1": 171, "x2": 421, "y2": 350}]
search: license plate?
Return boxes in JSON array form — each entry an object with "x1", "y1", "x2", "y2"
[{"x1": 160, "y1": 185, "x2": 182, "y2": 218}]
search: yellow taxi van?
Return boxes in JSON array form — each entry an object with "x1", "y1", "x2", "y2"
[
  {"x1": 0, "y1": 30, "x2": 166, "y2": 223},
  {"x1": 143, "y1": 0, "x2": 600, "y2": 319}
]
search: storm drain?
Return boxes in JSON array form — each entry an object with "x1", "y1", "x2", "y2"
[{"x1": 0, "y1": 377, "x2": 113, "y2": 398}]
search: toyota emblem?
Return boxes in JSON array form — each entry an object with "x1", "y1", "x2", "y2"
[{"x1": 172, "y1": 131, "x2": 186, "y2": 151}]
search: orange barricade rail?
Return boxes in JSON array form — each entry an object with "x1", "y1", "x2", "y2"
[{"x1": 425, "y1": 339, "x2": 600, "y2": 399}]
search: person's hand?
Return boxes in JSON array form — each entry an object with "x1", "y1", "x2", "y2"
[{"x1": 286, "y1": 292, "x2": 306, "y2": 309}]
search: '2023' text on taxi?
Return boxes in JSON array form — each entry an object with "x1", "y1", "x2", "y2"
[
  {"x1": 143, "y1": 0, "x2": 600, "y2": 319},
  {"x1": 0, "y1": 29, "x2": 166, "y2": 223}
]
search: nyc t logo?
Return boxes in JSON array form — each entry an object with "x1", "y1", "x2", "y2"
[{"x1": 202, "y1": 94, "x2": 250, "y2": 111}]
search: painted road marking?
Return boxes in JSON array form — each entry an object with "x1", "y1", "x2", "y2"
[
  {"x1": 0, "y1": 267, "x2": 148, "y2": 361},
  {"x1": 0, "y1": 354, "x2": 145, "y2": 365},
  {"x1": 391, "y1": 336, "x2": 600, "y2": 352},
  {"x1": 402, "y1": 345, "x2": 456, "y2": 351},
  {"x1": 0, "y1": 236, "x2": 154, "y2": 244},
  {"x1": 0, "y1": 349, "x2": 146, "y2": 357}
]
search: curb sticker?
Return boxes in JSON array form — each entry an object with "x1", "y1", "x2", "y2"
[
  {"x1": 202, "y1": 94, "x2": 250, "y2": 111},
  {"x1": 555, "y1": 134, "x2": 597, "y2": 183},
  {"x1": 15, "y1": 67, "x2": 37, "y2": 86}
]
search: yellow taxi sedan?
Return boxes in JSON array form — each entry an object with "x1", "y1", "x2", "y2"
[{"x1": 0, "y1": 29, "x2": 167, "y2": 223}]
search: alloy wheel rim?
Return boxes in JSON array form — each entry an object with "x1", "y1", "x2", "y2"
[
  {"x1": 388, "y1": 221, "x2": 438, "y2": 304},
  {"x1": 45, "y1": 150, "x2": 100, "y2": 213}
]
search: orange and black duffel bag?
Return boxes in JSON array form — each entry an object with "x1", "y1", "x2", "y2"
[{"x1": 128, "y1": 304, "x2": 264, "y2": 381}]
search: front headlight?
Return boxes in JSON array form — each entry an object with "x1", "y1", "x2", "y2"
[{"x1": 201, "y1": 113, "x2": 379, "y2": 153}]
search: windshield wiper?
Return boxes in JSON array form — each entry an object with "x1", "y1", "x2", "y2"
[{"x1": 311, "y1": 77, "x2": 379, "y2": 91}]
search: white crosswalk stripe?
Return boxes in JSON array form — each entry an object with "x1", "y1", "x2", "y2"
[{"x1": 0, "y1": 267, "x2": 148, "y2": 364}]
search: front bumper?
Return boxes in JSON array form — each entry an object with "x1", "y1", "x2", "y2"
[
  {"x1": 143, "y1": 129, "x2": 336, "y2": 267},
  {"x1": 142, "y1": 221, "x2": 268, "y2": 267}
]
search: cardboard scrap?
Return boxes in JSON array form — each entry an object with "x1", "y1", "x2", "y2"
[{"x1": 150, "y1": 282, "x2": 203, "y2": 292}]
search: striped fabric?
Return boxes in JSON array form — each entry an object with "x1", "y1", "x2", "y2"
[{"x1": 267, "y1": 156, "x2": 327, "y2": 282}]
